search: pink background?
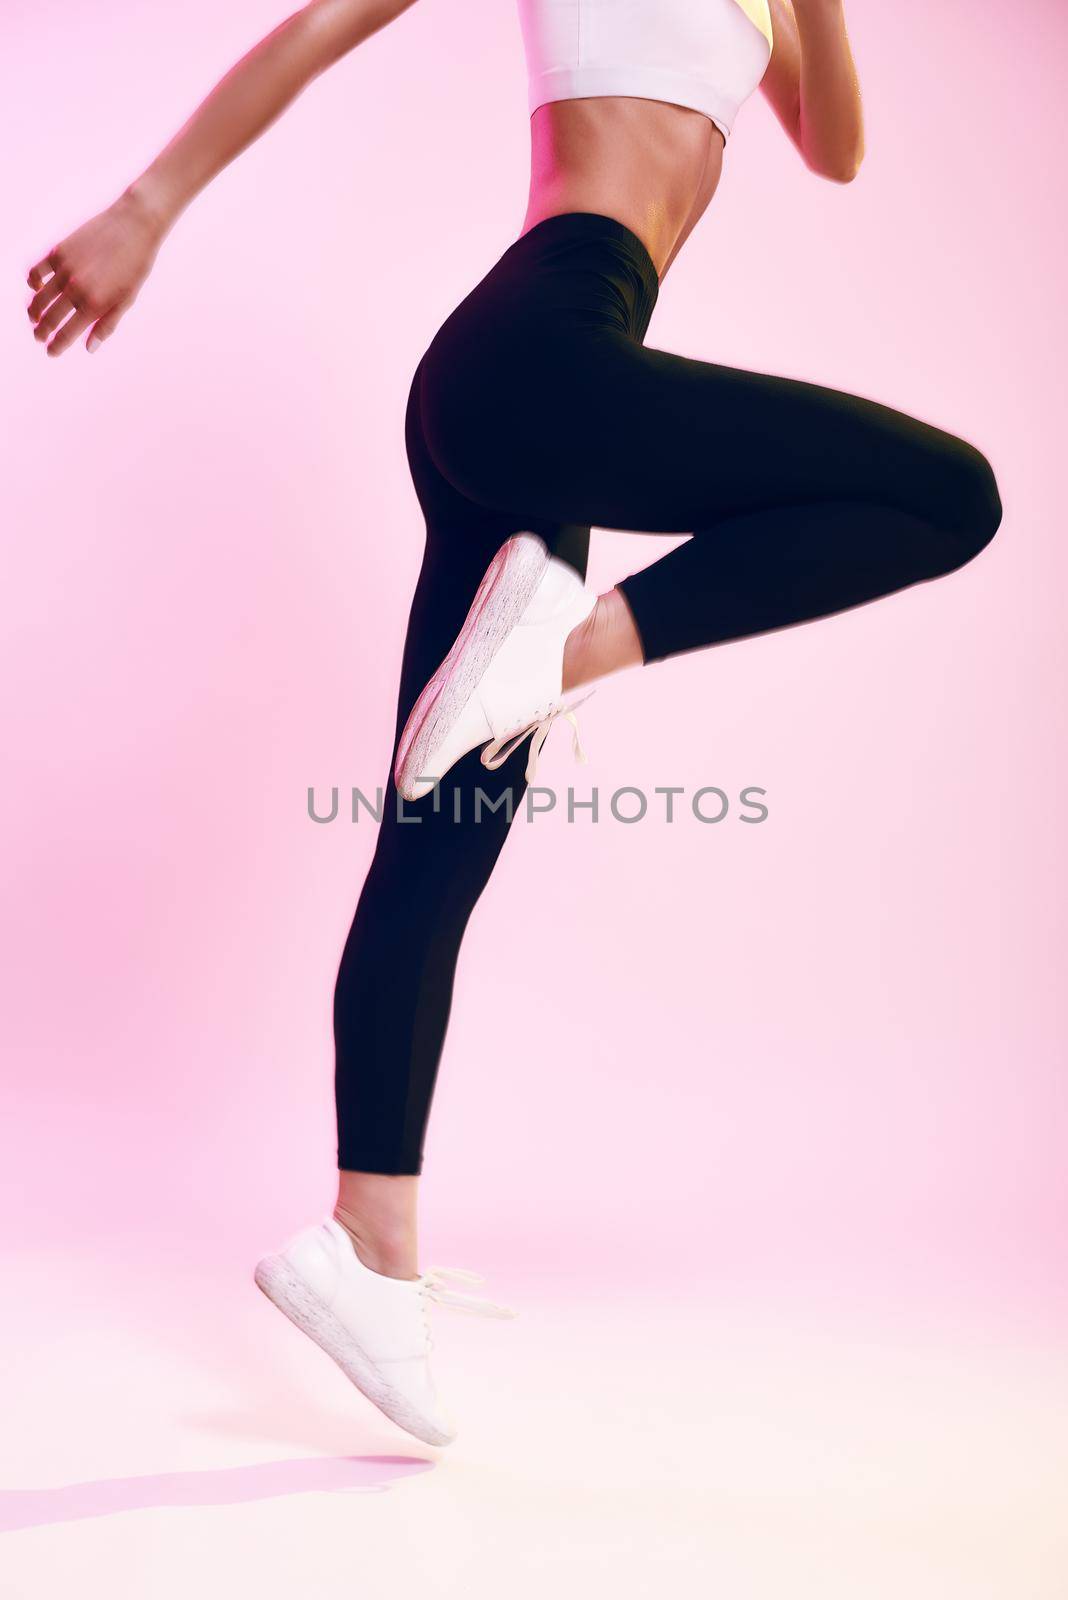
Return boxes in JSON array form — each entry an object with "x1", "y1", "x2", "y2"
[{"x1": 3, "y1": 0, "x2": 1066, "y2": 1325}]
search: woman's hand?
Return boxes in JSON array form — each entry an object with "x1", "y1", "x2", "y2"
[
  {"x1": 24, "y1": 0, "x2": 419, "y2": 360},
  {"x1": 26, "y1": 186, "x2": 168, "y2": 358}
]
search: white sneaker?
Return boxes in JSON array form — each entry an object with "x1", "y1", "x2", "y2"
[
  {"x1": 254, "y1": 1218, "x2": 516, "y2": 1447},
  {"x1": 394, "y1": 532, "x2": 598, "y2": 802}
]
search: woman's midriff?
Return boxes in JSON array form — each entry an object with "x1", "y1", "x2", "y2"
[{"x1": 518, "y1": 96, "x2": 726, "y2": 285}]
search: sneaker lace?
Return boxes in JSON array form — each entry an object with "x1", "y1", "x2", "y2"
[
  {"x1": 481, "y1": 689, "x2": 596, "y2": 783},
  {"x1": 417, "y1": 1265, "x2": 518, "y2": 1348}
]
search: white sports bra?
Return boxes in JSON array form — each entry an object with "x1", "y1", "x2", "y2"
[{"x1": 517, "y1": 0, "x2": 774, "y2": 145}]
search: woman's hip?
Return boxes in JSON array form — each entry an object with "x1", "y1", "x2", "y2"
[{"x1": 422, "y1": 211, "x2": 657, "y2": 378}]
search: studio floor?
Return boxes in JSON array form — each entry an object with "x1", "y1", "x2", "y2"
[{"x1": 2, "y1": 1246, "x2": 1066, "y2": 1599}]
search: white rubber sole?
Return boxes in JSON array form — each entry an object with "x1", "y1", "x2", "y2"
[
  {"x1": 253, "y1": 1253, "x2": 455, "y2": 1448},
  {"x1": 393, "y1": 531, "x2": 551, "y2": 800}
]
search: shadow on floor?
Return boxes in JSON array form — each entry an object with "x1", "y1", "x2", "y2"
[{"x1": 0, "y1": 1454, "x2": 434, "y2": 1533}]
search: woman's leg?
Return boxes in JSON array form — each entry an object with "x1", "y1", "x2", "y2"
[
  {"x1": 419, "y1": 329, "x2": 1002, "y2": 671},
  {"x1": 332, "y1": 216, "x2": 1003, "y2": 1272},
  {"x1": 332, "y1": 359, "x2": 590, "y2": 1272}
]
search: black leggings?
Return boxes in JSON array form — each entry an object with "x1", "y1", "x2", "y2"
[{"x1": 333, "y1": 210, "x2": 1002, "y2": 1174}]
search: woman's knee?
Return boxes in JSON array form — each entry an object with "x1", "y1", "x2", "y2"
[{"x1": 935, "y1": 436, "x2": 1003, "y2": 570}]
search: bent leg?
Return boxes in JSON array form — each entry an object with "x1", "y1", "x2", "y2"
[{"x1": 420, "y1": 332, "x2": 1003, "y2": 665}]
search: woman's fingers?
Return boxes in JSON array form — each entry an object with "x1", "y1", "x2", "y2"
[
  {"x1": 45, "y1": 305, "x2": 93, "y2": 358},
  {"x1": 26, "y1": 252, "x2": 60, "y2": 291},
  {"x1": 27, "y1": 260, "x2": 120, "y2": 356},
  {"x1": 27, "y1": 274, "x2": 65, "y2": 325},
  {"x1": 86, "y1": 306, "x2": 124, "y2": 352},
  {"x1": 33, "y1": 291, "x2": 77, "y2": 344}
]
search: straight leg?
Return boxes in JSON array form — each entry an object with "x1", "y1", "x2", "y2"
[{"x1": 333, "y1": 360, "x2": 590, "y2": 1183}]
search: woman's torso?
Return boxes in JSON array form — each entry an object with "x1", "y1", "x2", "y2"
[
  {"x1": 519, "y1": 98, "x2": 726, "y2": 285},
  {"x1": 516, "y1": 0, "x2": 774, "y2": 283}
]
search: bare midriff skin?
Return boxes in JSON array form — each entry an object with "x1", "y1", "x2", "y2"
[
  {"x1": 520, "y1": 96, "x2": 727, "y2": 285},
  {"x1": 26, "y1": 0, "x2": 864, "y2": 1280}
]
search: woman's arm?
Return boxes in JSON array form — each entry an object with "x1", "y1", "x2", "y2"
[
  {"x1": 760, "y1": 0, "x2": 865, "y2": 182},
  {"x1": 26, "y1": 0, "x2": 418, "y2": 358}
]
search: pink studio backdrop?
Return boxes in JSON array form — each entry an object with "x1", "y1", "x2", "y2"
[{"x1": 3, "y1": 0, "x2": 1065, "y2": 1313}]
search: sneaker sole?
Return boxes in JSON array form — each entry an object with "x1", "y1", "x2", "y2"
[
  {"x1": 253, "y1": 1253, "x2": 455, "y2": 1448},
  {"x1": 393, "y1": 531, "x2": 550, "y2": 800}
]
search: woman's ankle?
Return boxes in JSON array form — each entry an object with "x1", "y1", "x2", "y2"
[
  {"x1": 334, "y1": 1169, "x2": 420, "y2": 1281},
  {"x1": 563, "y1": 588, "x2": 644, "y2": 691},
  {"x1": 333, "y1": 1204, "x2": 419, "y2": 1280}
]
